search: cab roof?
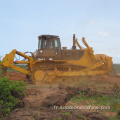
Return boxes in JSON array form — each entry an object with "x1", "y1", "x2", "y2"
[{"x1": 38, "y1": 35, "x2": 59, "y2": 39}]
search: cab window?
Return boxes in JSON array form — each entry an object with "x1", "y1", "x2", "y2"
[
  {"x1": 55, "y1": 39, "x2": 60, "y2": 54},
  {"x1": 55, "y1": 40, "x2": 59, "y2": 47},
  {"x1": 48, "y1": 39, "x2": 53, "y2": 49},
  {"x1": 38, "y1": 39, "x2": 41, "y2": 49},
  {"x1": 43, "y1": 39, "x2": 47, "y2": 49}
]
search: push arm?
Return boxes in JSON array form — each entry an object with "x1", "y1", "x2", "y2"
[{"x1": 1, "y1": 49, "x2": 32, "y2": 75}]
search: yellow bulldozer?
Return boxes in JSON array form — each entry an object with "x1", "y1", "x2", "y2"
[{"x1": 1, "y1": 34, "x2": 115, "y2": 84}]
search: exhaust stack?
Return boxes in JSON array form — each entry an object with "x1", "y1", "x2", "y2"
[{"x1": 72, "y1": 34, "x2": 76, "y2": 49}]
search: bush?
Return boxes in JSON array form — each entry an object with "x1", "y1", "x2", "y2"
[
  {"x1": 0, "y1": 60, "x2": 27, "y2": 116},
  {"x1": 0, "y1": 60, "x2": 2, "y2": 76}
]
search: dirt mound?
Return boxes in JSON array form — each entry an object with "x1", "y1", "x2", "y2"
[
  {"x1": 40, "y1": 84, "x2": 81, "y2": 108},
  {"x1": 41, "y1": 89, "x2": 68, "y2": 107},
  {"x1": 5, "y1": 71, "x2": 28, "y2": 82},
  {"x1": 3, "y1": 84, "x2": 111, "y2": 120},
  {"x1": 4, "y1": 108, "x2": 35, "y2": 120},
  {"x1": 14, "y1": 84, "x2": 105, "y2": 110},
  {"x1": 40, "y1": 84, "x2": 103, "y2": 108},
  {"x1": 5, "y1": 108, "x2": 109, "y2": 120},
  {"x1": 83, "y1": 112, "x2": 109, "y2": 120},
  {"x1": 22, "y1": 88, "x2": 57, "y2": 109}
]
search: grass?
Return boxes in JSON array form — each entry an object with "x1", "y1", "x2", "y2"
[
  {"x1": 71, "y1": 92, "x2": 119, "y2": 112},
  {"x1": 57, "y1": 117, "x2": 62, "y2": 120},
  {"x1": 63, "y1": 112, "x2": 71, "y2": 116},
  {"x1": 70, "y1": 91, "x2": 120, "y2": 119}
]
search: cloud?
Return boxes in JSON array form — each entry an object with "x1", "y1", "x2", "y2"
[{"x1": 98, "y1": 31, "x2": 110, "y2": 37}]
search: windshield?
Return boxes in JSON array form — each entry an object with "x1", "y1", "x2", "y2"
[
  {"x1": 43, "y1": 39, "x2": 47, "y2": 49},
  {"x1": 48, "y1": 39, "x2": 53, "y2": 49}
]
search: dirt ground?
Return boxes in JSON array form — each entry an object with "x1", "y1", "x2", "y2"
[{"x1": 2, "y1": 71, "x2": 120, "y2": 120}]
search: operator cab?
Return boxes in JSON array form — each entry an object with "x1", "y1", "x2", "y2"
[
  {"x1": 38, "y1": 35, "x2": 61, "y2": 53},
  {"x1": 34, "y1": 35, "x2": 61, "y2": 60}
]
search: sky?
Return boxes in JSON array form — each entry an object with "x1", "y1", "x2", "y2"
[{"x1": 0, "y1": 0, "x2": 120, "y2": 63}]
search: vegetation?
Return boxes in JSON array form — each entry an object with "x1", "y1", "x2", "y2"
[
  {"x1": 0, "y1": 58, "x2": 2, "y2": 76},
  {"x1": 7, "y1": 65, "x2": 27, "y2": 72},
  {"x1": 57, "y1": 117, "x2": 62, "y2": 120},
  {"x1": 113, "y1": 64, "x2": 120, "y2": 73},
  {"x1": 77, "y1": 115, "x2": 83, "y2": 119},
  {"x1": 0, "y1": 61, "x2": 27, "y2": 116},
  {"x1": 72, "y1": 92, "x2": 119, "y2": 110},
  {"x1": 71, "y1": 91, "x2": 119, "y2": 120},
  {"x1": 63, "y1": 112, "x2": 71, "y2": 116}
]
